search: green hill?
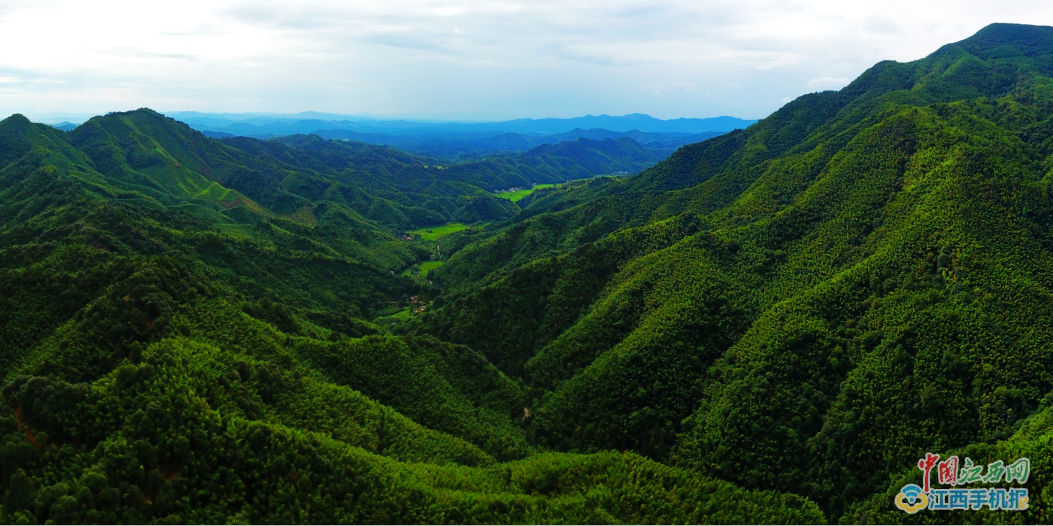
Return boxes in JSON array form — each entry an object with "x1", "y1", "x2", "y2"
[
  {"x1": 0, "y1": 110, "x2": 821, "y2": 521},
  {"x1": 408, "y1": 23, "x2": 1053, "y2": 522},
  {"x1": 8, "y1": 21, "x2": 1053, "y2": 526}
]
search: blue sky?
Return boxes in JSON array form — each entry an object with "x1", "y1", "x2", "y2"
[{"x1": 1, "y1": 0, "x2": 1052, "y2": 122}]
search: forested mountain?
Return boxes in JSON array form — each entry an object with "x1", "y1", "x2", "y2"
[
  {"x1": 405, "y1": 22, "x2": 1053, "y2": 523},
  {"x1": 177, "y1": 111, "x2": 745, "y2": 160},
  {"x1": 311, "y1": 128, "x2": 724, "y2": 159},
  {"x1": 48, "y1": 122, "x2": 78, "y2": 132},
  {"x1": 5, "y1": 21, "x2": 1053, "y2": 526},
  {"x1": 173, "y1": 112, "x2": 756, "y2": 140},
  {"x1": 0, "y1": 108, "x2": 819, "y2": 523}
]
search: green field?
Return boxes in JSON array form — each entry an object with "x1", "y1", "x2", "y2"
[
  {"x1": 408, "y1": 223, "x2": 468, "y2": 240},
  {"x1": 494, "y1": 184, "x2": 555, "y2": 202},
  {"x1": 400, "y1": 260, "x2": 446, "y2": 278},
  {"x1": 420, "y1": 261, "x2": 444, "y2": 276}
]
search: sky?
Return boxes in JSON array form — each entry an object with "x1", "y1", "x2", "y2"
[{"x1": 2, "y1": 0, "x2": 1053, "y2": 122}]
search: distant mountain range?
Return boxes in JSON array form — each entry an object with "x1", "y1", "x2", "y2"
[
  {"x1": 168, "y1": 112, "x2": 756, "y2": 136},
  {"x1": 169, "y1": 113, "x2": 751, "y2": 159},
  {"x1": 9, "y1": 21, "x2": 1053, "y2": 526},
  {"x1": 49, "y1": 121, "x2": 79, "y2": 131},
  {"x1": 298, "y1": 128, "x2": 726, "y2": 159}
]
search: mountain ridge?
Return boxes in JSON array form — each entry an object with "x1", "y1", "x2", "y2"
[
  {"x1": 404, "y1": 22, "x2": 1053, "y2": 522},
  {"x1": 0, "y1": 108, "x2": 822, "y2": 524},
  {"x1": 167, "y1": 114, "x2": 756, "y2": 149},
  {"x1": 5, "y1": 21, "x2": 1053, "y2": 525}
]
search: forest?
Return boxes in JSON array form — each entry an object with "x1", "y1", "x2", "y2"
[{"x1": 4, "y1": 21, "x2": 1053, "y2": 525}]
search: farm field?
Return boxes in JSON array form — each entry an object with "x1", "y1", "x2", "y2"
[
  {"x1": 420, "y1": 261, "x2": 444, "y2": 275},
  {"x1": 407, "y1": 223, "x2": 469, "y2": 240},
  {"x1": 494, "y1": 183, "x2": 555, "y2": 201}
]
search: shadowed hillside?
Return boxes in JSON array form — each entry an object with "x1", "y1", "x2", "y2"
[
  {"x1": 6, "y1": 21, "x2": 1053, "y2": 526},
  {"x1": 408, "y1": 23, "x2": 1053, "y2": 523},
  {"x1": 0, "y1": 108, "x2": 821, "y2": 523}
]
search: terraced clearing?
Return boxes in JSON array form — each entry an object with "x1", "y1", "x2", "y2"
[
  {"x1": 494, "y1": 184, "x2": 555, "y2": 202},
  {"x1": 408, "y1": 223, "x2": 469, "y2": 240},
  {"x1": 420, "y1": 261, "x2": 444, "y2": 276}
]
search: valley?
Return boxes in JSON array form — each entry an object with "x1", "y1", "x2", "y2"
[
  {"x1": 494, "y1": 184, "x2": 556, "y2": 202},
  {"x1": 3, "y1": 22, "x2": 1053, "y2": 525}
]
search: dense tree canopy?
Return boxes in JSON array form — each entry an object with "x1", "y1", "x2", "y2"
[
  {"x1": 408, "y1": 23, "x2": 1053, "y2": 524},
  {"x1": 6, "y1": 21, "x2": 1053, "y2": 525},
  {"x1": 0, "y1": 99, "x2": 816, "y2": 523}
]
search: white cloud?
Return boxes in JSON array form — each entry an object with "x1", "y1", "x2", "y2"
[
  {"x1": 865, "y1": 16, "x2": 899, "y2": 35},
  {"x1": 643, "y1": 81, "x2": 698, "y2": 94},
  {"x1": 0, "y1": 0, "x2": 1051, "y2": 120},
  {"x1": 806, "y1": 76, "x2": 851, "y2": 90}
]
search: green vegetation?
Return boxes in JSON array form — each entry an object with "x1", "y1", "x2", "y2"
[
  {"x1": 495, "y1": 184, "x2": 555, "y2": 202},
  {"x1": 9, "y1": 22, "x2": 1053, "y2": 525},
  {"x1": 420, "y1": 261, "x2": 444, "y2": 275},
  {"x1": 402, "y1": 23, "x2": 1053, "y2": 523},
  {"x1": 0, "y1": 107, "x2": 818, "y2": 523},
  {"x1": 408, "y1": 223, "x2": 469, "y2": 240}
]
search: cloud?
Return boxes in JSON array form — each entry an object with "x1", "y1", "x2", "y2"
[
  {"x1": 0, "y1": 0, "x2": 1052, "y2": 120},
  {"x1": 367, "y1": 34, "x2": 450, "y2": 52},
  {"x1": 806, "y1": 76, "x2": 850, "y2": 90},
  {"x1": 643, "y1": 81, "x2": 697, "y2": 94},
  {"x1": 865, "y1": 16, "x2": 900, "y2": 35}
]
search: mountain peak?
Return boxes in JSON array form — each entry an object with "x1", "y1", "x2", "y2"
[
  {"x1": 954, "y1": 22, "x2": 1053, "y2": 59},
  {"x1": 0, "y1": 113, "x2": 33, "y2": 128}
]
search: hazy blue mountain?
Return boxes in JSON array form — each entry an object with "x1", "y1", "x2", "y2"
[
  {"x1": 48, "y1": 121, "x2": 78, "y2": 131},
  {"x1": 171, "y1": 113, "x2": 757, "y2": 141},
  {"x1": 164, "y1": 110, "x2": 374, "y2": 127},
  {"x1": 474, "y1": 114, "x2": 756, "y2": 134},
  {"x1": 312, "y1": 128, "x2": 727, "y2": 158},
  {"x1": 168, "y1": 110, "x2": 746, "y2": 159},
  {"x1": 201, "y1": 130, "x2": 235, "y2": 138}
]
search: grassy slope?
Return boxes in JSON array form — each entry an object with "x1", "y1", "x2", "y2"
[
  {"x1": 408, "y1": 222, "x2": 469, "y2": 240},
  {"x1": 420, "y1": 261, "x2": 444, "y2": 275},
  {"x1": 495, "y1": 184, "x2": 556, "y2": 202}
]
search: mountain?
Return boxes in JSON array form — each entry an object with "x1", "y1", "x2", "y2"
[
  {"x1": 166, "y1": 110, "x2": 374, "y2": 124},
  {"x1": 174, "y1": 113, "x2": 755, "y2": 143},
  {"x1": 471, "y1": 114, "x2": 756, "y2": 134},
  {"x1": 267, "y1": 133, "x2": 663, "y2": 188},
  {"x1": 48, "y1": 122, "x2": 78, "y2": 132},
  {"x1": 44, "y1": 110, "x2": 666, "y2": 232},
  {"x1": 200, "y1": 130, "x2": 234, "y2": 138},
  {"x1": 402, "y1": 22, "x2": 1053, "y2": 522},
  {"x1": 7, "y1": 20, "x2": 1053, "y2": 526},
  {"x1": 173, "y1": 113, "x2": 747, "y2": 163},
  {"x1": 313, "y1": 128, "x2": 726, "y2": 159},
  {"x1": 0, "y1": 108, "x2": 821, "y2": 523}
]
